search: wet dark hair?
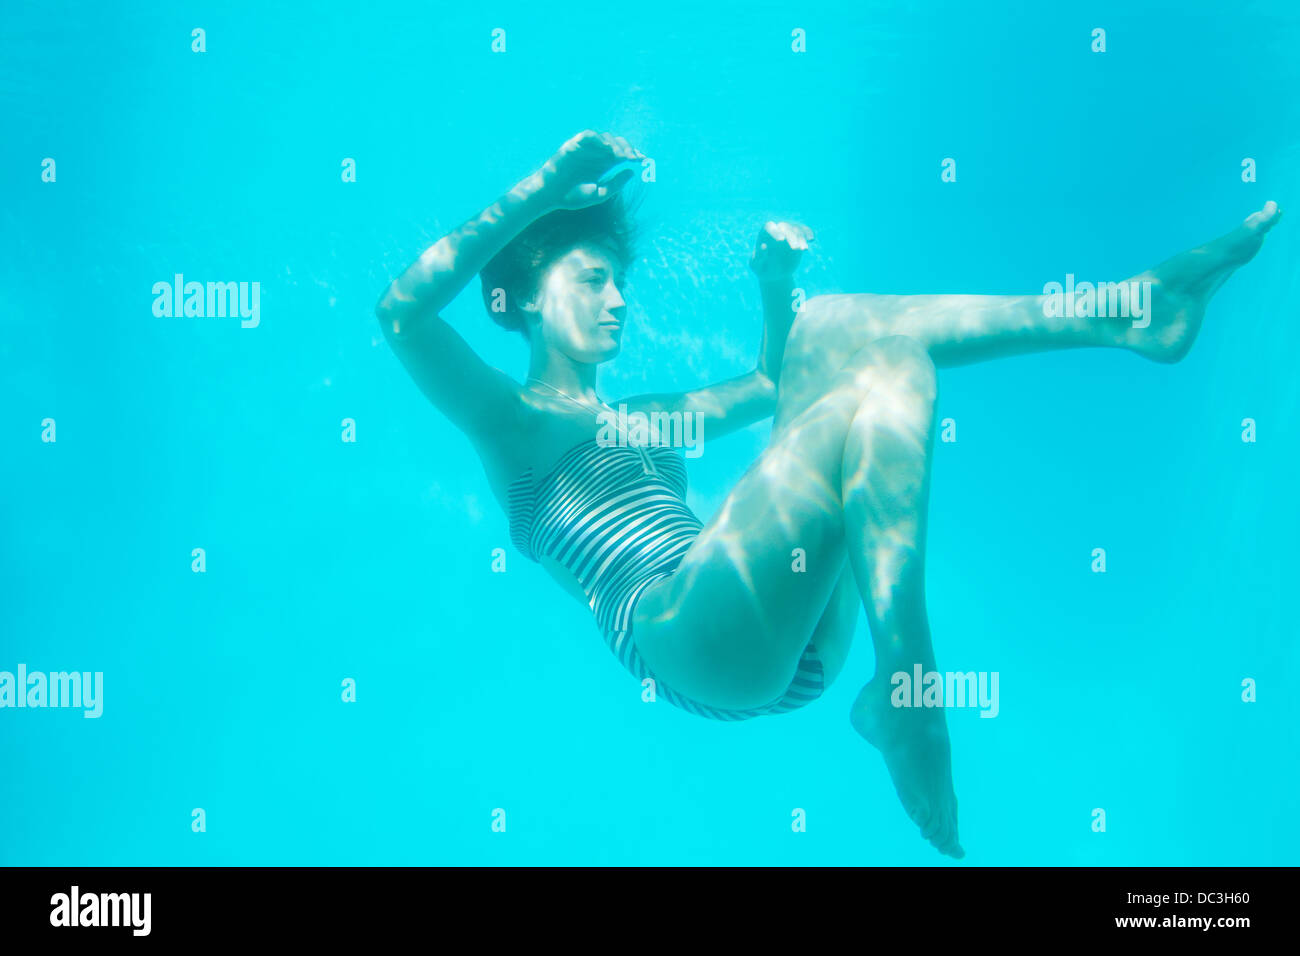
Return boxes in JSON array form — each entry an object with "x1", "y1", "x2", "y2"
[{"x1": 479, "y1": 184, "x2": 645, "y2": 340}]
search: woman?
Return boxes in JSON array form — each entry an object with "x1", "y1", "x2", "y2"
[{"x1": 375, "y1": 129, "x2": 1281, "y2": 858}]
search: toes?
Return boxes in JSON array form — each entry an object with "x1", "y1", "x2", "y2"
[
  {"x1": 934, "y1": 816, "x2": 963, "y2": 858},
  {"x1": 920, "y1": 812, "x2": 943, "y2": 843},
  {"x1": 944, "y1": 840, "x2": 966, "y2": 860},
  {"x1": 906, "y1": 799, "x2": 939, "y2": 843},
  {"x1": 928, "y1": 813, "x2": 955, "y2": 853},
  {"x1": 1247, "y1": 200, "x2": 1281, "y2": 232},
  {"x1": 939, "y1": 816, "x2": 956, "y2": 848}
]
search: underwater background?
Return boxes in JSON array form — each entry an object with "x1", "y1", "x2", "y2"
[{"x1": 2, "y1": 0, "x2": 1297, "y2": 865}]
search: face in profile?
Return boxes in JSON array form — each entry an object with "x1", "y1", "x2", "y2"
[{"x1": 525, "y1": 244, "x2": 627, "y2": 362}]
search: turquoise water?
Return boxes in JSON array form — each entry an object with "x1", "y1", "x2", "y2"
[{"x1": 2, "y1": 0, "x2": 1297, "y2": 865}]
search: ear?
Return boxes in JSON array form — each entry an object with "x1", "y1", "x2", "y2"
[{"x1": 517, "y1": 297, "x2": 542, "y2": 338}]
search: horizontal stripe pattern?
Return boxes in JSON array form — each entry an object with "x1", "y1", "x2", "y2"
[{"x1": 508, "y1": 437, "x2": 825, "y2": 721}]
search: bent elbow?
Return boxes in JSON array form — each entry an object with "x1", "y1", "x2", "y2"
[
  {"x1": 375, "y1": 293, "x2": 405, "y2": 340},
  {"x1": 374, "y1": 285, "x2": 396, "y2": 321}
]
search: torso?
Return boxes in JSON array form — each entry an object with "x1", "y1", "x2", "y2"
[
  {"x1": 478, "y1": 394, "x2": 612, "y2": 508},
  {"x1": 475, "y1": 389, "x2": 653, "y2": 606}
]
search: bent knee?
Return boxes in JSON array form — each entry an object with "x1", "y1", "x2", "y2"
[
  {"x1": 868, "y1": 333, "x2": 934, "y2": 370},
  {"x1": 838, "y1": 334, "x2": 937, "y2": 400},
  {"x1": 785, "y1": 294, "x2": 845, "y2": 362},
  {"x1": 782, "y1": 295, "x2": 876, "y2": 394}
]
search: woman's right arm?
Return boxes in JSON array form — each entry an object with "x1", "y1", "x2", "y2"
[
  {"x1": 376, "y1": 130, "x2": 646, "y2": 444},
  {"x1": 374, "y1": 169, "x2": 557, "y2": 444}
]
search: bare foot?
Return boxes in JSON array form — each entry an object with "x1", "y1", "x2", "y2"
[
  {"x1": 851, "y1": 675, "x2": 965, "y2": 858},
  {"x1": 1124, "y1": 201, "x2": 1283, "y2": 363}
]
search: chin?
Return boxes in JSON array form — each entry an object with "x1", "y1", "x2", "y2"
[{"x1": 582, "y1": 335, "x2": 622, "y2": 363}]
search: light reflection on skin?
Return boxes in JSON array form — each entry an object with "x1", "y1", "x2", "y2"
[
  {"x1": 522, "y1": 245, "x2": 628, "y2": 370},
  {"x1": 378, "y1": 175, "x2": 1282, "y2": 859}
]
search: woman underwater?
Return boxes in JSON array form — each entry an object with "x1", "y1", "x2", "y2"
[{"x1": 375, "y1": 130, "x2": 1281, "y2": 858}]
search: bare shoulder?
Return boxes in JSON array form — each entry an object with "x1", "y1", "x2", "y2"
[{"x1": 475, "y1": 401, "x2": 606, "y2": 506}]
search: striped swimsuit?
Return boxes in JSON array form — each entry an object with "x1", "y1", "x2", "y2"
[{"x1": 507, "y1": 435, "x2": 825, "y2": 721}]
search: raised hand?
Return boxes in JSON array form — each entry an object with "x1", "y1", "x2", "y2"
[
  {"x1": 538, "y1": 130, "x2": 647, "y2": 211},
  {"x1": 750, "y1": 220, "x2": 814, "y2": 282}
]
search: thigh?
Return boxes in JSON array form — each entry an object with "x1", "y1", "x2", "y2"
[
  {"x1": 630, "y1": 341, "x2": 906, "y2": 711},
  {"x1": 777, "y1": 294, "x2": 892, "y2": 437}
]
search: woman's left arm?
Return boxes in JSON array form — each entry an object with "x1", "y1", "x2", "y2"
[{"x1": 619, "y1": 221, "x2": 812, "y2": 441}]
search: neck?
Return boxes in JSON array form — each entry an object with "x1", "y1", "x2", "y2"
[{"x1": 526, "y1": 349, "x2": 600, "y2": 403}]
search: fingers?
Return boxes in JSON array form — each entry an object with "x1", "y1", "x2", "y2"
[
  {"x1": 597, "y1": 168, "x2": 635, "y2": 196},
  {"x1": 564, "y1": 130, "x2": 647, "y2": 169},
  {"x1": 760, "y1": 220, "x2": 814, "y2": 251},
  {"x1": 609, "y1": 133, "x2": 645, "y2": 161},
  {"x1": 593, "y1": 131, "x2": 645, "y2": 165}
]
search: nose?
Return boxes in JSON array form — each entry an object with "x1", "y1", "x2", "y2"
[{"x1": 607, "y1": 284, "x2": 627, "y2": 316}]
